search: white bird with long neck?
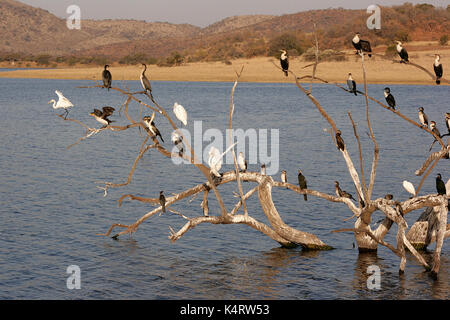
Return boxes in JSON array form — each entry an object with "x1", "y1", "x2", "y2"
[
  {"x1": 48, "y1": 90, "x2": 74, "y2": 119},
  {"x1": 173, "y1": 102, "x2": 187, "y2": 126}
]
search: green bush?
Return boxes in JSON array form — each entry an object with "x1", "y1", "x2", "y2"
[
  {"x1": 439, "y1": 34, "x2": 448, "y2": 46},
  {"x1": 268, "y1": 33, "x2": 304, "y2": 57}
]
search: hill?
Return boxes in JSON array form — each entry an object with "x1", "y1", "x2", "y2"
[{"x1": 0, "y1": 0, "x2": 448, "y2": 65}]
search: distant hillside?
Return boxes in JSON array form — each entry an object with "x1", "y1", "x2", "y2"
[{"x1": 0, "y1": 0, "x2": 448, "y2": 65}]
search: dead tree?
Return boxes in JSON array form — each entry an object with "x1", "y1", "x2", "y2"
[{"x1": 57, "y1": 47, "x2": 448, "y2": 279}]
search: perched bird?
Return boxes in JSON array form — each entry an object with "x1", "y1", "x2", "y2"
[
  {"x1": 402, "y1": 180, "x2": 416, "y2": 196},
  {"x1": 396, "y1": 41, "x2": 409, "y2": 63},
  {"x1": 102, "y1": 65, "x2": 112, "y2": 90},
  {"x1": 171, "y1": 131, "x2": 184, "y2": 157},
  {"x1": 384, "y1": 194, "x2": 394, "y2": 200},
  {"x1": 140, "y1": 63, "x2": 153, "y2": 97},
  {"x1": 335, "y1": 130, "x2": 345, "y2": 151},
  {"x1": 418, "y1": 107, "x2": 429, "y2": 127},
  {"x1": 173, "y1": 102, "x2": 187, "y2": 126},
  {"x1": 208, "y1": 146, "x2": 223, "y2": 177},
  {"x1": 238, "y1": 152, "x2": 247, "y2": 172},
  {"x1": 430, "y1": 121, "x2": 441, "y2": 139},
  {"x1": 48, "y1": 90, "x2": 74, "y2": 119},
  {"x1": 436, "y1": 173, "x2": 446, "y2": 195},
  {"x1": 143, "y1": 115, "x2": 164, "y2": 143},
  {"x1": 89, "y1": 106, "x2": 115, "y2": 126},
  {"x1": 159, "y1": 191, "x2": 166, "y2": 213},
  {"x1": 384, "y1": 87, "x2": 396, "y2": 110},
  {"x1": 445, "y1": 113, "x2": 450, "y2": 134},
  {"x1": 281, "y1": 170, "x2": 287, "y2": 185},
  {"x1": 298, "y1": 170, "x2": 308, "y2": 201},
  {"x1": 352, "y1": 33, "x2": 372, "y2": 57},
  {"x1": 334, "y1": 181, "x2": 356, "y2": 201},
  {"x1": 280, "y1": 50, "x2": 289, "y2": 76},
  {"x1": 433, "y1": 54, "x2": 443, "y2": 85},
  {"x1": 347, "y1": 73, "x2": 357, "y2": 96},
  {"x1": 260, "y1": 163, "x2": 266, "y2": 175}
]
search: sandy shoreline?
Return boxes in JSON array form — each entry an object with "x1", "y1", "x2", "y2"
[{"x1": 0, "y1": 52, "x2": 448, "y2": 85}]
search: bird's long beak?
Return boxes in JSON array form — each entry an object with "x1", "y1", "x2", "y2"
[{"x1": 48, "y1": 100, "x2": 52, "y2": 104}]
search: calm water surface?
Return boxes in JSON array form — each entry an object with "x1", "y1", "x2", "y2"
[{"x1": 0, "y1": 78, "x2": 448, "y2": 299}]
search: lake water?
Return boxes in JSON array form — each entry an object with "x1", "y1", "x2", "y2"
[{"x1": 0, "y1": 78, "x2": 448, "y2": 300}]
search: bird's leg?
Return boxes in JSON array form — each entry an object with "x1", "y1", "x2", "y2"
[{"x1": 64, "y1": 109, "x2": 69, "y2": 120}]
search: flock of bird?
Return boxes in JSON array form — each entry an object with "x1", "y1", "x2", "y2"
[
  {"x1": 276, "y1": 32, "x2": 448, "y2": 204},
  {"x1": 49, "y1": 33, "x2": 447, "y2": 214}
]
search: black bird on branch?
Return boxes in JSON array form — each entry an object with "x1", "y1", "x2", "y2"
[
  {"x1": 143, "y1": 115, "x2": 164, "y2": 143},
  {"x1": 396, "y1": 41, "x2": 409, "y2": 63},
  {"x1": 352, "y1": 33, "x2": 372, "y2": 57},
  {"x1": 102, "y1": 65, "x2": 112, "y2": 90},
  {"x1": 418, "y1": 107, "x2": 429, "y2": 128},
  {"x1": 140, "y1": 63, "x2": 154, "y2": 98},
  {"x1": 280, "y1": 50, "x2": 289, "y2": 77},
  {"x1": 384, "y1": 88, "x2": 396, "y2": 110},
  {"x1": 89, "y1": 106, "x2": 115, "y2": 127},
  {"x1": 436, "y1": 173, "x2": 446, "y2": 196},
  {"x1": 298, "y1": 170, "x2": 308, "y2": 201},
  {"x1": 159, "y1": 191, "x2": 166, "y2": 213},
  {"x1": 433, "y1": 54, "x2": 443, "y2": 85},
  {"x1": 335, "y1": 130, "x2": 345, "y2": 151},
  {"x1": 334, "y1": 181, "x2": 356, "y2": 201}
]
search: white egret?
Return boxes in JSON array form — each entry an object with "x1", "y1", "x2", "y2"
[
  {"x1": 49, "y1": 90, "x2": 74, "y2": 119},
  {"x1": 402, "y1": 180, "x2": 416, "y2": 196},
  {"x1": 173, "y1": 102, "x2": 187, "y2": 126}
]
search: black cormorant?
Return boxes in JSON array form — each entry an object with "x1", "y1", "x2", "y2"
[
  {"x1": 347, "y1": 73, "x2": 357, "y2": 95},
  {"x1": 280, "y1": 50, "x2": 289, "y2": 76},
  {"x1": 396, "y1": 42, "x2": 409, "y2": 63},
  {"x1": 298, "y1": 170, "x2": 308, "y2": 201},
  {"x1": 418, "y1": 107, "x2": 429, "y2": 127},
  {"x1": 102, "y1": 65, "x2": 112, "y2": 90},
  {"x1": 143, "y1": 115, "x2": 164, "y2": 143},
  {"x1": 336, "y1": 130, "x2": 345, "y2": 151},
  {"x1": 436, "y1": 173, "x2": 446, "y2": 195},
  {"x1": 89, "y1": 106, "x2": 115, "y2": 126},
  {"x1": 334, "y1": 181, "x2": 356, "y2": 201},
  {"x1": 430, "y1": 121, "x2": 441, "y2": 139},
  {"x1": 384, "y1": 88, "x2": 396, "y2": 110},
  {"x1": 433, "y1": 54, "x2": 443, "y2": 85},
  {"x1": 159, "y1": 191, "x2": 166, "y2": 213},
  {"x1": 140, "y1": 64, "x2": 153, "y2": 97},
  {"x1": 352, "y1": 33, "x2": 372, "y2": 57}
]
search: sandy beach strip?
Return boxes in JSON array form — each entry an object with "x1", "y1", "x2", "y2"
[{"x1": 0, "y1": 52, "x2": 448, "y2": 85}]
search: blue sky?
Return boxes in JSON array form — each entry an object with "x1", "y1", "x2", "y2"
[{"x1": 19, "y1": 0, "x2": 447, "y2": 27}]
